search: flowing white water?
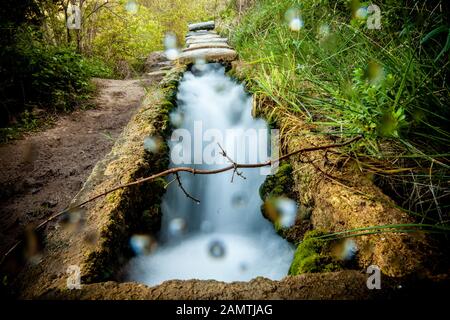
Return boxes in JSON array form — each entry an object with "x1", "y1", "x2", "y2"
[{"x1": 126, "y1": 63, "x2": 294, "y2": 286}]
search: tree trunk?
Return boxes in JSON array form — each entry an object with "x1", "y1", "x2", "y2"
[
  {"x1": 76, "y1": 0, "x2": 84, "y2": 53},
  {"x1": 63, "y1": 0, "x2": 71, "y2": 44}
]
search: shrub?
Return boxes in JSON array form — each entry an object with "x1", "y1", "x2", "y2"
[{"x1": 230, "y1": 0, "x2": 450, "y2": 224}]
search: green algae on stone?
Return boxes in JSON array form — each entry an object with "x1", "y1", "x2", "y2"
[
  {"x1": 289, "y1": 230, "x2": 343, "y2": 275},
  {"x1": 78, "y1": 69, "x2": 186, "y2": 283},
  {"x1": 259, "y1": 162, "x2": 294, "y2": 200}
]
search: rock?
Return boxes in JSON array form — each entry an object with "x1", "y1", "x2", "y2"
[
  {"x1": 158, "y1": 66, "x2": 173, "y2": 71},
  {"x1": 23, "y1": 177, "x2": 39, "y2": 188},
  {"x1": 185, "y1": 34, "x2": 221, "y2": 41},
  {"x1": 177, "y1": 48, "x2": 237, "y2": 64},
  {"x1": 186, "y1": 37, "x2": 228, "y2": 46},
  {"x1": 31, "y1": 188, "x2": 41, "y2": 194},
  {"x1": 188, "y1": 21, "x2": 215, "y2": 31},
  {"x1": 185, "y1": 36, "x2": 222, "y2": 44},
  {"x1": 153, "y1": 61, "x2": 172, "y2": 68},
  {"x1": 183, "y1": 43, "x2": 231, "y2": 52},
  {"x1": 146, "y1": 70, "x2": 169, "y2": 78},
  {"x1": 144, "y1": 51, "x2": 168, "y2": 72},
  {"x1": 42, "y1": 199, "x2": 58, "y2": 208},
  {"x1": 186, "y1": 30, "x2": 217, "y2": 37},
  {"x1": 31, "y1": 107, "x2": 46, "y2": 118}
]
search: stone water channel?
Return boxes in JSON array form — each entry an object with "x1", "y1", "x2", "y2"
[
  {"x1": 126, "y1": 22, "x2": 294, "y2": 285},
  {"x1": 11, "y1": 21, "x2": 448, "y2": 300}
]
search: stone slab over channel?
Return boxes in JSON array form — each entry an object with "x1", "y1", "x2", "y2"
[
  {"x1": 185, "y1": 34, "x2": 221, "y2": 41},
  {"x1": 188, "y1": 21, "x2": 215, "y2": 31},
  {"x1": 14, "y1": 66, "x2": 188, "y2": 299},
  {"x1": 178, "y1": 21, "x2": 238, "y2": 64},
  {"x1": 10, "y1": 20, "x2": 449, "y2": 300},
  {"x1": 186, "y1": 30, "x2": 217, "y2": 37},
  {"x1": 186, "y1": 37, "x2": 229, "y2": 46},
  {"x1": 178, "y1": 48, "x2": 238, "y2": 64},
  {"x1": 183, "y1": 43, "x2": 231, "y2": 53}
]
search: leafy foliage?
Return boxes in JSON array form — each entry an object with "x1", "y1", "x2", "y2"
[
  {"x1": 0, "y1": 0, "x2": 222, "y2": 130},
  {"x1": 89, "y1": 2, "x2": 163, "y2": 76},
  {"x1": 0, "y1": 25, "x2": 106, "y2": 124}
]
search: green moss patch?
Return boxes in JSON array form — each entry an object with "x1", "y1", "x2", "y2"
[
  {"x1": 259, "y1": 162, "x2": 294, "y2": 200},
  {"x1": 289, "y1": 230, "x2": 343, "y2": 275}
]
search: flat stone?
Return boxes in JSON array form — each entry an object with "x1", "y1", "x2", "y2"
[
  {"x1": 188, "y1": 21, "x2": 215, "y2": 31},
  {"x1": 144, "y1": 51, "x2": 168, "y2": 72},
  {"x1": 146, "y1": 70, "x2": 169, "y2": 77},
  {"x1": 183, "y1": 42, "x2": 231, "y2": 52},
  {"x1": 186, "y1": 30, "x2": 217, "y2": 37},
  {"x1": 155, "y1": 61, "x2": 172, "y2": 66},
  {"x1": 185, "y1": 34, "x2": 221, "y2": 41},
  {"x1": 157, "y1": 66, "x2": 173, "y2": 71},
  {"x1": 186, "y1": 37, "x2": 228, "y2": 46},
  {"x1": 177, "y1": 48, "x2": 237, "y2": 64}
]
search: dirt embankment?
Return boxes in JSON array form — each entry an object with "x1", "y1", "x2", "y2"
[
  {"x1": 1, "y1": 65, "x2": 181, "y2": 298},
  {"x1": 0, "y1": 78, "x2": 154, "y2": 284},
  {"x1": 39, "y1": 271, "x2": 450, "y2": 300},
  {"x1": 227, "y1": 59, "x2": 448, "y2": 279}
]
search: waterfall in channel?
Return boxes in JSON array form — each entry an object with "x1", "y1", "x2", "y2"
[{"x1": 126, "y1": 63, "x2": 294, "y2": 286}]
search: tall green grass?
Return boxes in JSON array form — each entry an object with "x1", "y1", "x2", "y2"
[{"x1": 229, "y1": 0, "x2": 449, "y2": 225}]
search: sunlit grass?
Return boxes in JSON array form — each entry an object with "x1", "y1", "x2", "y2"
[{"x1": 229, "y1": 0, "x2": 450, "y2": 225}]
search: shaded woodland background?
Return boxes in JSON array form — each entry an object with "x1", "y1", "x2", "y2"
[{"x1": 0, "y1": 0, "x2": 230, "y2": 131}]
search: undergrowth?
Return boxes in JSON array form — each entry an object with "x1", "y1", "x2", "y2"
[{"x1": 227, "y1": 0, "x2": 450, "y2": 226}]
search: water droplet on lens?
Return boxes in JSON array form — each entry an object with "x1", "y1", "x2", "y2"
[
  {"x1": 285, "y1": 8, "x2": 303, "y2": 31},
  {"x1": 170, "y1": 111, "x2": 184, "y2": 127},
  {"x1": 318, "y1": 24, "x2": 330, "y2": 39},
  {"x1": 340, "y1": 238, "x2": 358, "y2": 261},
  {"x1": 59, "y1": 207, "x2": 85, "y2": 230},
  {"x1": 289, "y1": 17, "x2": 304, "y2": 31},
  {"x1": 274, "y1": 197, "x2": 297, "y2": 228},
  {"x1": 83, "y1": 230, "x2": 99, "y2": 247},
  {"x1": 192, "y1": 57, "x2": 207, "y2": 72},
  {"x1": 365, "y1": 61, "x2": 384, "y2": 84},
  {"x1": 239, "y1": 262, "x2": 248, "y2": 273},
  {"x1": 125, "y1": 0, "x2": 138, "y2": 14},
  {"x1": 164, "y1": 32, "x2": 177, "y2": 49},
  {"x1": 144, "y1": 136, "x2": 162, "y2": 153},
  {"x1": 23, "y1": 226, "x2": 42, "y2": 264},
  {"x1": 164, "y1": 33, "x2": 179, "y2": 60},
  {"x1": 130, "y1": 234, "x2": 156, "y2": 255},
  {"x1": 355, "y1": 7, "x2": 368, "y2": 19},
  {"x1": 165, "y1": 49, "x2": 179, "y2": 61},
  {"x1": 200, "y1": 220, "x2": 213, "y2": 233},
  {"x1": 231, "y1": 193, "x2": 247, "y2": 208},
  {"x1": 168, "y1": 218, "x2": 187, "y2": 237},
  {"x1": 208, "y1": 240, "x2": 226, "y2": 258}
]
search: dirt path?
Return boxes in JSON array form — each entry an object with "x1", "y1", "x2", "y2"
[{"x1": 0, "y1": 78, "x2": 149, "y2": 256}]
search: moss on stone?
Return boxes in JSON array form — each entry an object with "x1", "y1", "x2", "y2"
[
  {"x1": 259, "y1": 162, "x2": 294, "y2": 201},
  {"x1": 258, "y1": 160, "x2": 314, "y2": 243},
  {"x1": 78, "y1": 67, "x2": 187, "y2": 283},
  {"x1": 289, "y1": 230, "x2": 342, "y2": 275}
]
